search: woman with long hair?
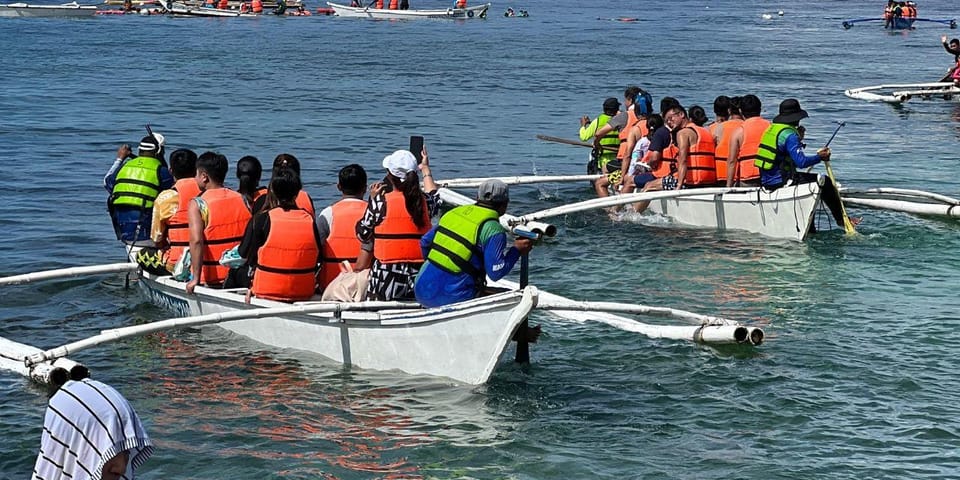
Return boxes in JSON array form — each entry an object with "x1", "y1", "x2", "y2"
[
  {"x1": 250, "y1": 153, "x2": 316, "y2": 215},
  {"x1": 236, "y1": 155, "x2": 266, "y2": 212},
  {"x1": 356, "y1": 146, "x2": 439, "y2": 301}
]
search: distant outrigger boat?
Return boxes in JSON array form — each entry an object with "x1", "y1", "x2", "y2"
[
  {"x1": 842, "y1": 1, "x2": 956, "y2": 30},
  {"x1": 844, "y1": 82, "x2": 960, "y2": 103},
  {"x1": 0, "y1": 2, "x2": 96, "y2": 17},
  {"x1": 326, "y1": 1, "x2": 489, "y2": 19}
]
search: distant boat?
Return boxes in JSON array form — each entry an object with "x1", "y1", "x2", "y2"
[
  {"x1": 166, "y1": 1, "x2": 257, "y2": 16},
  {"x1": 842, "y1": 1, "x2": 956, "y2": 30},
  {"x1": 0, "y1": 2, "x2": 97, "y2": 17},
  {"x1": 326, "y1": 1, "x2": 489, "y2": 19}
]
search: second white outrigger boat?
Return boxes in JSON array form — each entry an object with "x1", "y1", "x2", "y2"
[
  {"x1": 844, "y1": 82, "x2": 960, "y2": 103},
  {"x1": 326, "y1": 1, "x2": 489, "y2": 19}
]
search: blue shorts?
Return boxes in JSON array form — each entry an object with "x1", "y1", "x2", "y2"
[
  {"x1": 661, "y1": 175, "x2": 678, "y2": 190},
  {"x1": 633, "y1": 172, "x2": 657, "y2": 188}
]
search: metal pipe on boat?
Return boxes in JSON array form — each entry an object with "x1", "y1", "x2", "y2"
[
  {"x1": 0, "y1": 337, "x2": 79, "y2": 386},
  {"x1": 53, "y1": 357, "x2": 90, "y2": 380},
  {"x1": 0, "y1": 262, "x2": 138, "y2": 286}
]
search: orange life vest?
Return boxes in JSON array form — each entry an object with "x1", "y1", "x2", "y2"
[
  {"x1": 199, "y1": 189, "x2": 251, "y2": 286},
  {"x1": 295, "y1": 190, "x2": 315, "y2": 217},
  {"x1": 239, "y1": 2, "x2": 248, "y2": 12},
  {"x1": 714, "y1": 118, "x2": 744, "y2": 181},
  {"x1": 217, "y1": 0, "x2": 227, "y2": 9},
  {"x1": 319, "y1": 198, "x2": 366, "y2": 289},
  {"x1": 251, "y1": 208, "x2": 319, "y2": 302},
  {"x1": 388, "y1": 0, "x2": 398, "y2": 8},
  {"x1": 677, "y1": 125, "x2": 717, "y2": 186},
  {"x1": 652, "y1": 138, "x2": 677, "y2": 179},
  {"x1": 617, "y1": 109, "x2": 640, "y2": 160},
  {"x1": 165, "y1": 178, "x2": 202, "y2": 267},
  {"x1": 736, "y1": 116, "x2": 771, "y2": 183},
  {"x1": 251, "y1": 0, "x2": 262, "y2": 12},
  {"x1": 374, "y1": 0, "x2": 383, "y2": 7},
  {"x1": 455, "y1": 0, "x2": 466, "y2": 7},
  {"x1": 373, "y1": 190, "x2": 431, "y2": 264}
]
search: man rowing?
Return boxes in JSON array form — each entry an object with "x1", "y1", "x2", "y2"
[
  {"x1": 105, "y1": 134, "x2": 174, "y2": 245},
  {"x1": 414, "y1": 179, "x2": 533, "y2": 308},
  {"x1": 755, "y1": 99, "x2": 854, "y2": 228},
  {"x1": 579, "y1": 97, "x2": 621, "y2": 198}
]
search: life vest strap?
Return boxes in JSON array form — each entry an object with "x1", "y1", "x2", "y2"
[
  {"x1": 374, "y1": 232, "x2": 425, "y2": 240},
  {"x1": 427, "y1": 241, "x2": 483, "y2": 280},
  {"x1": 257, "y1": 264, "x2": 318, "y2": 275},
  {"x1": 115, "y1": 178, "x2": 161, "y2": 190},
  {"x1": 322, "y1": 256, "x2": 359, "y2": 264},
  {"x1": 112, "y1": 192, "x2": 154, "y2": 204},
  {"x1": 205, "y1": 236, "x2": 244, "y2": 245}
]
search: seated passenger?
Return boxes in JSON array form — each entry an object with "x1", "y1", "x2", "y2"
[
  {"x1": 415, "y1": 180, "x2": 533, "y2": 308},
  {"x1": 317, "y1": 164, "x2": 368, "y2": 292},
  {"x1": 150, "y1": 148, "x2": 198, "y2": 273},
  {"x1": 251, "y1": 153, "x2": 315, "y2": 216},
  {"x1": 242, "y1": 168, "x2": 322, "y2": 302},
  {"x1": 185, "y1": 152, "x2": 252, "y2": 293}
]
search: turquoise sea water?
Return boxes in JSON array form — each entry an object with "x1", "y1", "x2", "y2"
[{"x1": 2, "y1": 0, "x2": 960, "y2": 478}]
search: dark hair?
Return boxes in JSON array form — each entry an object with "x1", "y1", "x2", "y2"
[
  {"x1": 951, "y1": 38, "x2": 960, "y2": 46},
  {"x1": 728, "y1": 96, "x2": 742, "y2": 117},
  {"x1": 269, "y1": 167, "x2": 302, "y2": 207},
  {"x1": 660, "y1": 96, "x2": 680, "y2": 116},
  {"x1": 645, "y1": 114, "x2": 664, "y2": 138},
  {"x1": 387, "y1": 170, "x2": 428, "y2": 229},
  {"x1": 689, "y1": 105, "x2": 709, "y2": 127},
  {"x1": 713, "y1": 95, "x2": 731, "y2": 118},
  {"x1": 338, "y1": 164, "x2": 367, "y2": 196},
  {"x1": 624, "y1": 85, "x2": 641, "y2": 104},
  {"x1": 197, "y1": 151, "x2": 228, "y2": 184},
  {"x1": 740, "y1": 94, "x2": 762, "y2": 117},
  {"x1": 236, "y1": 156, "x2": 263, "y2": 205},
  {"x1": 272, "y1": 153, "x2": 301, "y2": 177},
  {"x1": 168, "y1": 149, "x2": 197, "y2": 179}
]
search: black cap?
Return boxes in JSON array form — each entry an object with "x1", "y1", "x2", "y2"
[
  {"x1": 603, "y1": 97, "x2": 620, "y2": 111},
  {"x1": 773, "y1": 98, "x2": 809, "y2": 124}
]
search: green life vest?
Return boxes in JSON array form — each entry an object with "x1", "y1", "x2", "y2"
[
  {"x1": 426, "y1": 204, "x2": 502, "y2": 282},
  {"x1": 754, "y1": 123, "x2": 798, "y2": 172},
  {"x1": 595, "y1": 113, "x2": 620, "y2": 168},
  {"x1": 111, "y1": 156, "x2": 162, "y2": 209}
]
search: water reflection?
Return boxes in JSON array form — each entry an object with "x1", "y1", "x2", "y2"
[{"x1": 136, "y1": 331, "x2": 509, "y2": 479}]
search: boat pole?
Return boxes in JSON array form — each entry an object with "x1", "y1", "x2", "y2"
[
  {"x1": 822, "y1": 121, "x2": 857, "y2": 236},
  {"x1": 513, "y1": 227, "x2": 540, "y2": 364}
]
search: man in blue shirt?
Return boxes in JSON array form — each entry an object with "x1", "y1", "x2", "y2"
[
  {"x1": 756, "y1": 99, "x2": 854, "y2": 228},
  {"x1": 414, "y1": 179, "x2": 533, "y2": 308}
]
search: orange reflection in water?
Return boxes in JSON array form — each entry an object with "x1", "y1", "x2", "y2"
[{"x1": 144, "y1": 332, "x2": 433, "y2": 478}]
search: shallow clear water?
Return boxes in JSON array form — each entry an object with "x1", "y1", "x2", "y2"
[{"x1": 2, "y1": 0, "x2": 960, "y2": 478}]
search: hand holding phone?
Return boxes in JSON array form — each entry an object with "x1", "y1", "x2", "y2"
[{"x1": 409, "y1": 135, "x2": 424, "y2": 163}]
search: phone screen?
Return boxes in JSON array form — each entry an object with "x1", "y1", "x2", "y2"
[{"x1": 409, "y1": 135, "x2": 424, "y2": 163}]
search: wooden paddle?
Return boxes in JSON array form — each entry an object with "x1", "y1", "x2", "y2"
[
  {"x1": 820, "y1": 121, "x2": 857, "y2": 236},
  {"x1": 536, "y1": 134, "x2": 618, "y2": 151}
]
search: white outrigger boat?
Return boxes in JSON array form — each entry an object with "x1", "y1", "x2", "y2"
[
  {"x1": 166, "y1": 1, "x2": 257, "y2": 16},
  {"x1": 326, "y1": 1, "x2": 488, "y2": 19},
  {"x1": 0, "y1": 2, "x2": 96, "y2": 17},
  {"x1": 844, "y1": 82, "x2": 960, "y2": 104}
]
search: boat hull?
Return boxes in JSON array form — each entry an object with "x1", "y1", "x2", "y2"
[
  {"x1": 326, "y1": 1, "x2": 488, "y2": 19},
  {"x1": 0, "y1": 2, "x2": 96, "y2": 17},
  {"x1": 137, "y1": 271, "x2": 535, "y2": 384},
  {"x1": 646, "y1": 178, "x2": 824, "y2": 241},
  {"x1": 168, "y1": 3, "x2": 257, "y2": 16}
]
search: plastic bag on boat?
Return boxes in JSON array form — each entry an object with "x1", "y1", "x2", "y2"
[
  {"x1": 321, "y1": 261, "x2": 369, "y2": 302},
  {"x1": 172, "y1": 249, "x2": 192, "y2": 282},
  {"x1": 219, "y1": 245, "x2": 245, "y2": 268}
]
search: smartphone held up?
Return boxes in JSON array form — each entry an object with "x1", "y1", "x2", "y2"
[{"x1": 409, "y1": 135, "x2": 424, "y2": 164}]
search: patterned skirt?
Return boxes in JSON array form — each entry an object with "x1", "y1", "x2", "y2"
[{"x1": 364, "y1": 260, "x2": 422, "y2": 301}]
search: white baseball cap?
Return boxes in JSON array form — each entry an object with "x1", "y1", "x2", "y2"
[{"x1": 382, "y1": 150, "x2": 418, "y2": 178}]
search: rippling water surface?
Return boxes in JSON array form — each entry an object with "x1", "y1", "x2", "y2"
[{"x1": 2, "y1": 0, "x2": 960, "y2": 478}]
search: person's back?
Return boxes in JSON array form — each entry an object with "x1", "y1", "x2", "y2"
[
  {"x1": 186, "y1": 152, "x2": 252, "y2": 291},
  {"x1": 151, "y1": 148, "x2": 198, "y2": 271},
  {"x1": 318, "y1": 164, "x2": 367, "y2": 291},
  {"x1": 107, "y1": 134, "x2": 173, "y2": 243},
  {"x1": 33, "y1": 379, "x2": 152, "y2": 480},
  {"x1": 249, "y1": 170, "x2": 321, "y2": 302},
  {"x1": 415, "y1": 180, "x2": 532, "y2": 308}
]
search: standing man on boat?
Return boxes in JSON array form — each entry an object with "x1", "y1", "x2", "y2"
[
  {"x1": 724, "y1": 94, "x2": 768, "y2": 186},
  {"x1": 105, "y1": 134, "x2": 174, "y2": 245},
  {"x1": 579, "y1": 97, "x2": 622, "y2": 198},
  {"x1": 414, "y1": 179, "x2": 533, "y2": 308},
  {"x1": 754, "y1": 99, "x2": 852, "y2": 227},
  {"x1": 185, "y1": 152, "x2": 252, "y2": 293}
]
